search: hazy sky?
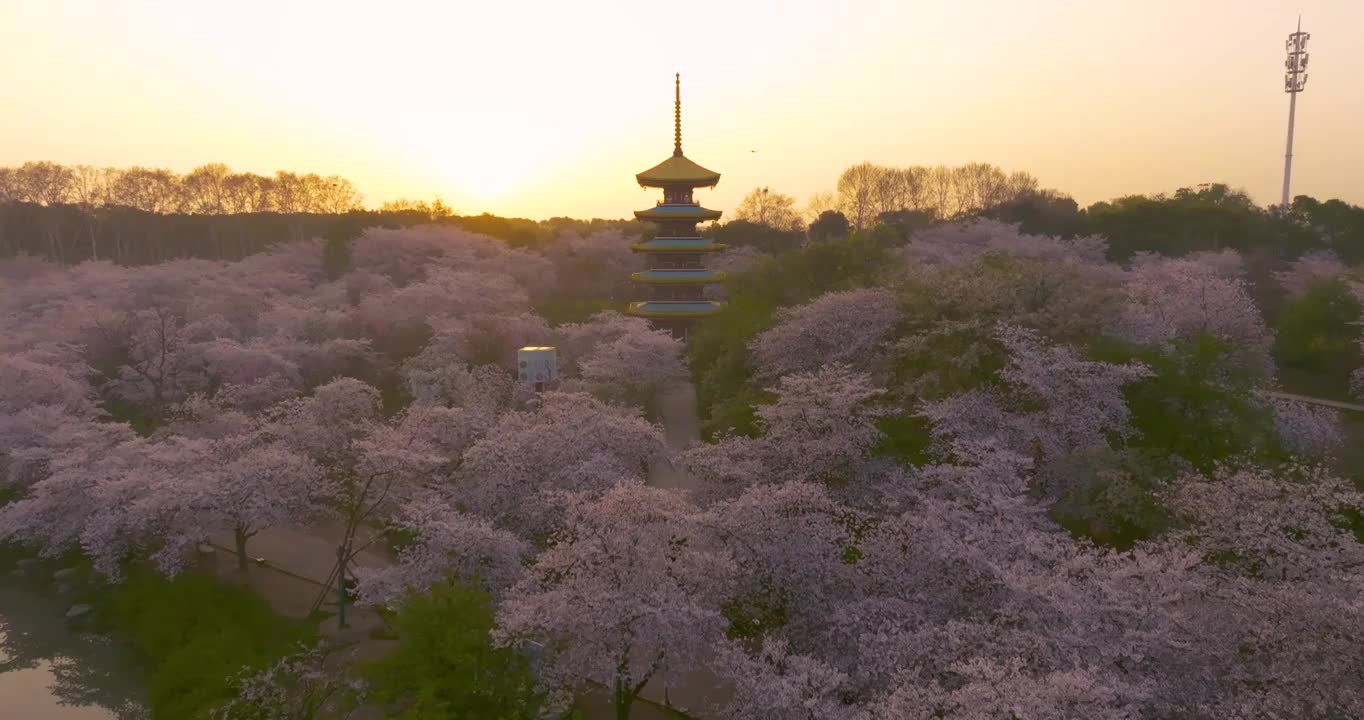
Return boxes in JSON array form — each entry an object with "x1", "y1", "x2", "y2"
[{"x1": 2, "y1": 0, "x2": 1361, "y2": 219}]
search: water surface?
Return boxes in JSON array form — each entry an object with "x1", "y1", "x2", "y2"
[{"x1": 0, "y1": 583, "x2": 146, "y2": 720}]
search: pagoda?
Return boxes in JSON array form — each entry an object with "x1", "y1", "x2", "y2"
[{"x1": 627, "y1": 74, "x2": 727, "y2": 340}]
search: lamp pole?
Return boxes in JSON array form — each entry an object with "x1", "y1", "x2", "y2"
[{"x1": 1281, "y1": 17, "x2": 1310, "y2": 209}]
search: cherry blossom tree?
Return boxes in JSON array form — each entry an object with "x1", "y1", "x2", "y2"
[
  {"x1": 681, "y1": 365, "x2": 886, "y2": 499},
  {"x1": 1158, "y1": 464, "x2": 1364, "y2": 714},
  {"x1": 494, "y1": 483, "x2": 735, "y2": 720},
  {"x1": 261, "y1": 330, "x2": 374, "y2": 393},
  {"x1": 213, "y1": 641, "x2": 366, "y2": 720},
  {"x1": 0, "y1": 425, "x2": 139, "y2": 558},
  {"x1": 892, "y1": 249, "x2": 1121, "y2": 399},
  {"x1": 102, "y1": 305, "x2": 204, "y2": 415},
  {"x1": 456, "y1": 392, "x2": 666, "y2": 535},
  {"x1": 901, "y1": 219, "x2": 1108, "y2": 267},
  {"x1": 750, "y1": 288, "x2": 901, "y2": 380},
  {"x1": 355, "y1": 269, "x2": 531, "y2": 352},
  {"x1": 402, "y1": 339, "x2": 514, "y2": 410},
  {"x1": 350, "y1": 225, "x2": 553, "y2": 292},
  {"x1": 710, "y1": 639, "x2": 856, "y2": 720},
  {"x1": 1275, "y1": 249, "x2": 1349, "y2": 299},
  {"x1": 68, "y1": 425, "x2": 325, "y2": 577},
  {"x1": 753, "y1": 366, "x2": 886, "y2": 486},
  {"x1": 266, "y1": 378, "x2": 446, "y2": 579},
  {"x1": 200, "y1": 338, "x2": 304, "y2": 411},
  {"x1": 1172, "y1": 463, "x2": 1364, "y2": 581},
  {"x1": 704, "y1": 244, "x2": 769, "y2": 276},
  {"x1": 456, "y1": 312, "x2": 554, "y2": 369},
  {"x1": 1264, "y1": 395, "x2": 1344, "y2": 459},
  {"x1": 919, "y1": 324, "x2": 1150, "y2": 465},
  {"x1": 354, "y1": 501, "x2": 530, "y2": 605},
  {"x1": 705, "y1": 482, "x2": 864, "y2": 647},
  {"x1": 1117, "y1": 254, "x2": 1274, "y2": 377},
  {"x1": 555, "y1": 312, "x2": 650, "y2": 375},
  {"x1": 0, "y1": 348, "x2": 95, "y2": 416},
  {"x1": 544, "y1": 230, "x2": 642, "y2": 298},
  {"x1": 575, "y1": 319, "x2": 685, "y2": 403}
]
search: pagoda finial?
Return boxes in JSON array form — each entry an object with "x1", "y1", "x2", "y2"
[{"x1": 673, "y1": 73, "x2": 682, "y2": 157}]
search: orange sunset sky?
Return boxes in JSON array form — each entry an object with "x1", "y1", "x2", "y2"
[{"x1": 2, "y1": 0, "x2": 1361, "y2": 219}]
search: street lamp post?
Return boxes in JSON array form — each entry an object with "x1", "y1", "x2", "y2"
[
  {"x1": 1281, "y1": 17, "x2": 1311, "y2": 209},
  {"x1": 336, "y1": 544, "x2": 349, "y2": 629}
]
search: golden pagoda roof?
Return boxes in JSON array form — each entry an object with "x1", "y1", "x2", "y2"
[
  {"x1": 636, "y1": 154, "x2": 721, "y2": 188},
  {"x1": 636, "y1": 73, "x2": 721, "y2": 188}
]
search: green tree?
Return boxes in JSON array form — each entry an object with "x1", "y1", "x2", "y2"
[
  {"x1": 706, "y1": 219, "x2": 804, "y2": 254},
  {"x1": 322, "y1": 215, "x2": 365, "y2": 280},
  {"x1": 1043, "y1": 447, "x2": 1179, "y2": 549},
  {"x1": 1080, "y1": 183, "x2": 1318, "y2": 260},
  {"x1": 1274, "y1": 279, "x2": 1362, "y2": 371},
  {"x1": 1093, "y1": 334, "x2": 1280, "y2": 473},
  {"x1": 360, "y1": 580, "x2": 542, "y2": 720},
  {"x1": 807, "y1": 210, "x2": 850, "y2": 242},
  {"x1": 689, "y1": 234, "x2": 887, "y2": 437}
]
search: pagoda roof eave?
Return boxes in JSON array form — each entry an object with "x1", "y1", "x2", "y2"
[
  {"x1": 627, "y1": 301, "x2": 725, "y2": 318},
  {"x1": 635, "y1": 154, "x2": 722, "y2": 188},
  {"x1": 630, "y1": 241, "x2": 729, "y2": 253},
  {"x1": 634, "y1": 205, "x2": 723, "y2": 222},
  {"x1": 630, "y1": 270, "x2": 727, "y2": 284}
]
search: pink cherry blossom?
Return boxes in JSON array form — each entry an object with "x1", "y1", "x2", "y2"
[
  {"x1": 901, "y1": 219, "x2": 1109, "y2": 267},
  {"x1": 1264, "y1": 394, "x2": 1344, "y2": 458},
  {"x1": 457, "y1": 391, "x2": 667, "y2": 534},
  {"x1": 1275, "y1": 249, "x2": 1349, "y2": 299},
  {"x1": 355, "y1": 500, "x2": 530, "y2": 605},
  {"x1": 1117, "y1": 254, "x2": 1274, "y2": 376},
  {"x1": 494, "y1": 483, "x2": 735, "y2": 719},
  {"x1": 750, "y1": 288, "x2": 901, "y2": 380}
]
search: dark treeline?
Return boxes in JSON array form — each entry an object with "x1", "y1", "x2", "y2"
[
  {"x1": 0, "y1": 160, "x2": 648, "y2": 264},
  {"x1": 5, "y1": 157, "x2": 1364, "y2": 267},
  {"x1": 0, "y1": 203, "x2": 647, "y2": 265},
  {"x1": 821, "y1": 162, "x2": 1364, "y2": 263},
  {"x1": 988, "y1": 184, "x2": 1364, "y2": 263}
]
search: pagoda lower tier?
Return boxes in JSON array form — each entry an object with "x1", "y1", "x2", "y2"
[{"x1": 626, "y1": 234, "x2": 726, "y2": 338}]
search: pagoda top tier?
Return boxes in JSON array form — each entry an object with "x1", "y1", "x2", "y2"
[
  {"x1": 636, "y1": 74, "x2": 721, "y2": 189},
  {"x1": 636, "y1": 155, "x2": 720, "y2": 188}
]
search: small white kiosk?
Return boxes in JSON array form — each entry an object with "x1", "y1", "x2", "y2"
[{"x1": 517, "y1": 346, "x2": 558, "y2": 391}]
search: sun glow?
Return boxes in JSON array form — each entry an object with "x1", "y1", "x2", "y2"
[{"x1": 1, "y1": 0, "x2": 1362, "y2": 216}]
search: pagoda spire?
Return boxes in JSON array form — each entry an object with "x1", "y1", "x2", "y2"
[{"x1": 674, "y1": 73, "x2": 682, "y2": 157}]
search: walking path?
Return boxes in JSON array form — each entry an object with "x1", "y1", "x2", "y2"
[
  {"x1": 639, "y1": 380, "x2": 731, "y2": 719},
  {"x1": 1265, "y1": 390, "x2": 1364, "y2": 413},
  {"x1": 648, "y1": 380, "x2": 704, "y2": 492},
  {"x1": 203, "y1": 521, "x2": 395, "y2": 660}
]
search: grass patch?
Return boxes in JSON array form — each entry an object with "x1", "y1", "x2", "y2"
[
  {"x1": 533, "y1": 296, "x2": 628, "y2": 326},
  {"x1": 96, "y1": 567, "x2": 317, "y2": 720}
]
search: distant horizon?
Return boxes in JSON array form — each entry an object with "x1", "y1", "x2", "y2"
[
  {"x1": 2, "y1": 157, "x2": 1350, "y2": 224},
  {"x1": 3, "y1": 1, "x2": 1362, "y2": 219}
]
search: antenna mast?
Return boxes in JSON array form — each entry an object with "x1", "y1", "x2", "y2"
[{"x1": 1281, "y1": 17, "x2": 1310, "y2": 208}]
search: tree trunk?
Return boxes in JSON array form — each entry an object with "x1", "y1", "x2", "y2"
[
  {"x1": 234, "y1": 525, "x2": 250, "y2": 571},
  {"x1": 614, "y1": 678, "x2": 633, "y2": 720}
]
